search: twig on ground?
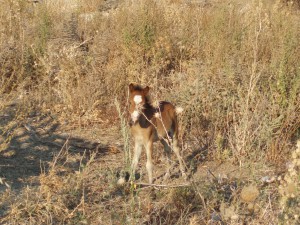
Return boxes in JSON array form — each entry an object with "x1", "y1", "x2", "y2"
[{"x1": 135, "y1": 182, "x2": 190, "y2": 189}]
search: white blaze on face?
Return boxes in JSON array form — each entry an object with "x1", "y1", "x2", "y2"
[
  {"x1": 133, "y1": 95, "x2": 142, "y2": 104},
  {"x1": 131, "y1": 95, "x2": 143, "y2": 123},
  {"x1": 131, "y1": 110, "x2": 140, "y2": 122}
]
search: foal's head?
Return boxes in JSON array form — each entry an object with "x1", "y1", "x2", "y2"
[{"x1": 129, "y1": 83, "x2": 150, "y2": 123}]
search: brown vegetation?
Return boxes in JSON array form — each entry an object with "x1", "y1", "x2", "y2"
[{"x1": 0, "y1": 0, "x2": 299, "y2": 224}]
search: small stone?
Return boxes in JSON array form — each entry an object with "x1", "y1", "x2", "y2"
[
  {"x1": 240, "y1": 185, "x2": 259, "y2": 203},
  {"x1": 117, "y1": 177, "x2": 126, "y2": 185},
  {"x1": 285, "y1": 182, "x2": 297, "y2": 195}
]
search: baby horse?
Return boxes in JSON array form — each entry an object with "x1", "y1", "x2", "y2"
[{"x1": 129, "y1": 83, "x2": 186, "y2": 184}]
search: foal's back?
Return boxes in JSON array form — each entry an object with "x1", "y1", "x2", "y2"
[
  {"x1": 153, "y1": 101, "x2": 178, "y2": 141},
  {"x1": 130, "y1": 100, "x2": 178, "y2": 141}
]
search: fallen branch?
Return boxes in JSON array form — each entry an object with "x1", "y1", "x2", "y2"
[
  {"x1": 134, "y1": 182, "x2": 190, "y2": 189},
  {"x1": 74, "y1": 37, "x2": 94, "y2": 49}
]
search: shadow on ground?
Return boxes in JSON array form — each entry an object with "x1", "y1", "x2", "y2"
[{"x1": 0, "y1": 104, "x2": 111, "y2": 190}]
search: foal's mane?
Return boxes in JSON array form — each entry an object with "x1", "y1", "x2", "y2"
[{"x1": 131, "y1": 84, "x2": 144, "y2": 91}]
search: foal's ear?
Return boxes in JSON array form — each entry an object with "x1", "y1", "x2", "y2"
[
  {"x1": 129, "y1": 83, "x2": 134, "y2": 92},
  {"x1": 143, "y1": 86, "x2": 150, "y2": 95}
]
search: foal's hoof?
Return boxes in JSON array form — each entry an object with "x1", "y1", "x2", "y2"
[
  {"x1": 163, "y1": 172, "x2": 171, "y2": 181},
  {"x1": 182, "y1": 172, "x2": 188, "y2": 180}
]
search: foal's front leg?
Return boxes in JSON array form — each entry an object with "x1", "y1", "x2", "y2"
[
  {"x1": 145, "y1": 140, "x2": 154, "y2": 184},
  {"x1": 131, "y1": 140, "x2": 143, "y2": 180}
]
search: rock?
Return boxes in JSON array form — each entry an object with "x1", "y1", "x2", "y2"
[
  {"x1": 117, "y1": 177, "x2": 125, "y2": 185},
  {"x1": 240, "y1": 185, "x2": 259, "y2": 203}
]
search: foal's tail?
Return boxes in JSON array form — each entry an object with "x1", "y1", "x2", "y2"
[
  {"x1": 175, "y1": 106, "x2": 184, "y2": 114},
  {"x1": 172, "y1": 106, "x2": 183, "y2": 140}
]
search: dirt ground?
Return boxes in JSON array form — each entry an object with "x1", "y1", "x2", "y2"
[
  {"x1": 0, "y1": 96, "x2": 281, "y2": 224},
  {"x1": 0, "y1": 101, "x2": 120, "y2": 190},
  {"x1": 0, "y1": 100, "x2": 275, "y2": 191}
]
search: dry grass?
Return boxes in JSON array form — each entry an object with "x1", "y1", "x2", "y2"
[{"x1": 0, "y1": 0, "x2": 300, "y2": 224}]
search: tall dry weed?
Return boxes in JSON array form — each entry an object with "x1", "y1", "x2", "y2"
[
  {"x1": 1, "y1": 0, "x2": 299, "y2": 161},
  {"x1": 0, "y1": 0, "x2": 300, "y2": 223}
]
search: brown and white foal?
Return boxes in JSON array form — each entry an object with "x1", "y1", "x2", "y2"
[{"x1": 129, "y1": 83, "x2": 186, "y2": 184}]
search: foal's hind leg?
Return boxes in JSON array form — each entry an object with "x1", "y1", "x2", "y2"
[
  {"x1": 172, "y1": 138, "x2": 187, "y2": 179},
  {"x1": 161, "y1": 139, "x2": 172, "y2": 180}
]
